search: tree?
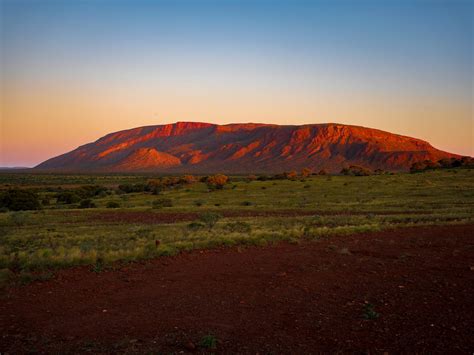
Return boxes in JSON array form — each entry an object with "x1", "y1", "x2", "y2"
[
  {"x1": 198, "y1": 212, "x2": 222, "y2": 230},
  {"x1": 56, "y1": 191, "x2": 81, "y2": 204},
  {"x1": 301, "y1": 168, "x2": 312, "y2": 178},
  {"x1": 341, "y1": 165, "x2": 372, "y2": 176},
  {"x1": 284, "y1": 171, "x2": 298, "y2": 180},
  {"x1": 206, "y1": 174, "x2": 229, "y2": 190},
  {"x1": 0, "y1": 189, "x2": 41, "y2": 211}
]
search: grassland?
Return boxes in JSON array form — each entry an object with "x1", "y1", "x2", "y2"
[{"x1": 0, "y1": 169, "x2": 472, "y2": 278}]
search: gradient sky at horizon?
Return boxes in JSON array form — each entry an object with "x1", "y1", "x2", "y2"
[{"x1": 1, "y1": 0, "x2": 472, "y2": 167}]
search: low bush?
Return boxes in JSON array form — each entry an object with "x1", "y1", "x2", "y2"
[
  {"x1": 10, "y1": 212, "x2": 28, "y2": 227},
  {"x1": 341, "y1": 165, "x2": 372, "y2": 176},
  {"x1": 187, "y1": 221, "x2": 206, "y2": 231},
  {"x1": 301, "y1": 167, "x2": 312, "y2": 177},
  {"x1": 284, "y1": 171, "x2": 298, "y2": 180},
  {"x1": 106, "y1": 201, "x2": 120, "y2": 208},
  {"x1": 206, "y1": 174, "x2": 229, "y2": 190},
  {"x1": 194, "y1": 200, "x2": 204, "y2": 207},
  {"x1": 198, "y1": 212, "x2": 222, "y2": 230},
  {"x1": 199, "y1": 335, "x2": 217, "y2": 349},
  {"x1": 0, "y1": 189, "x2": 41, "y2": 211},
  {"x1": 79, "y1": 199, "x2": 96, "y2": 209},
  {"x1": 224, "y1": 221, "x2": 252, "y2": 233},
  {"x1": 152, "y1": 198, "x2": 173, "y2": 209},
  {"x1": 56, "y1": 191, "x2": 81, "y2": 204},
  {"x1": 118, "y1": 183, "x2": 148, "y2": 193}
]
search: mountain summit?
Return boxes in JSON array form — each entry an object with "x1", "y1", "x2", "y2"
[{"x1": 36, "y1": 122, "x2": 458, "y2": 173}]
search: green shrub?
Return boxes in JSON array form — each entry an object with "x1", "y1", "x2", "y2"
[
  {"x1": 224, "y1": 221, "x2": 252, "y2": 233},
  {"x1": 341, "y1": 165, "x2": 372, "y2": 176},
  {"x1": 0, "y1": 189, "x2": 41, "y2": 211},
  {"x1": 106, "y1": 201, "x2": 120, "y2": 208},
  {"x1": 118, "y1": 183, "x2": 148, "y2": 193},
  {"x1": 194, "y1": 200, "x2": 204, "y2": 207},
  {"x1": 56, "y1": 191, "x2": 81, "y2": 204},
  {"x1": 187, "y1": 221, "x2": 206, "y2": 231},
  {"x1": 199, "y1": 334, "x2": 217, "y2": 349},
  {"x1": 79, "y1": 199, "x2": 96, "y2": 209},
  {"x1": 152, "y1": 198, "x2": 173, "y2": 208},
  {"x1": 198, "y1": 212, "x2": 222, "y2": 230},
  {"x1": 10, "y1": 212, "x2": 28, "y2": 227},
  {"x1": 362, "y1": 303, "x2": 380, "y2": 319},
  {"x1": 78, "y1": 185, "x2": 108, "y2": 198}
]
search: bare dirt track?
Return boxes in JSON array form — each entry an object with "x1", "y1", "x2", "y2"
[{"x1": 1, "y1": 225, "x2": 473, "y2": 354}]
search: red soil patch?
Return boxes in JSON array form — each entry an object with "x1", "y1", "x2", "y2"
[{"x1": 1, "y1": 225, "x2": 473, "y2": 353}]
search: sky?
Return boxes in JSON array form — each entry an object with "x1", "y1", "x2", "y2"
[{"x1": 0, "y1": 0, "x2": 472, "y2": 167}]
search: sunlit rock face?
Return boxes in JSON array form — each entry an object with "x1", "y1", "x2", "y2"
[{"x1": 35, "y1": 122, "x2": 458, "y2": 173}]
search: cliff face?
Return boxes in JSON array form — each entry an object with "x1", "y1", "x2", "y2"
[{"x1": 35, "y1": 122, "x2": 458, "y2": 173}]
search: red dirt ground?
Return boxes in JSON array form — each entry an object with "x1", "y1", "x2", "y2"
[{"x1": 1, "y1": 225, "x2": 473, "y2": 353}]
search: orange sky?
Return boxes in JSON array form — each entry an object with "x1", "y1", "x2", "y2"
[{"x1": 2, "y1": 86, "x2": 472, "y2": 167}]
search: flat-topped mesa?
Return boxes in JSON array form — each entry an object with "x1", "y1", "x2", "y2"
[{"x1": 36, "y1": 122, "x2": 459, "y2": 173}]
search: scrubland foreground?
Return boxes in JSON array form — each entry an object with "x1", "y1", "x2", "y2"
[{"x1": 0, "y1": 169, "x2": 473, "y2": 353}]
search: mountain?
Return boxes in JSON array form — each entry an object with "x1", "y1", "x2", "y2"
[{"x1": 35, "y1": 122, "x2": 459, "y2": 173}]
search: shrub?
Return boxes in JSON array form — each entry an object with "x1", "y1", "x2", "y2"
[
  {"x1": 78, "y1": 185, "x2": 108, "y2": 199},
  {"x1": 194, "y1": 200, "x2": 204, "y2": 207},
  {"x1": 56, "y1": 191, "x2": 81, "y2": 204},
  {"x1": 147, "y1": 180, "x2": 164, "y2": 195},
  {"x1": 118, "y1": 183, "x2": 148, "y2": 193},
  {"x1": 198, "y1": 212, "x2": 222, "y2": 230},
  {"x1": 0, "y1": 189, "x2": 41, "y2": 211},
  {"x1": 224, "y1": 221, "x2": 252, "y2": 233},
  {"x1": 199, "y1": 335, "x2": 217, "y2": 349},
  {"x1": 362, "y1": 303, "x2": 380, "y2": 319},
  {"x1": 284, "y1": 171, "x2": 298, "y2": 180},
  {"x1": 206, "y1": 174, "x2": 229, "y2": 190},
  {"x1": 318, "y1": 169, "x2": 328, "y2": 175},
  {"x1": 180, "y1": 175, "x2": 197, "y2": 184},
  {"x1": 106, "y1": 201, "x2": 120, "y2": 208},
  {"x1": 79, "y1": 199, "x2": 96, "y2": 209},
  {"x1": 10, "y1": 212, "x2": 28, "y2": 227},
  {"x1": 341, "y1": 165, "x2": 372, "y2": 176},
  {"x1": 301, "y1": 167, "x2": 312, "y2": 178},
  {"x1": 152, "y1": 198, "x2": 173, "y2": 209},
  {"x1": 411, "y1": 157, "x2": 474, "y2": 173},
  {"x1": 187, "y1": 221, "x2": 206, "y2": 231},
  {"x1": 41, "y1": 198, "x2": 50, "y2": 206}
]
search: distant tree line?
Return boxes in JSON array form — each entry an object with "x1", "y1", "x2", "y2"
[{"x1": 410, "y1": 157, "x2": 474, "y2": 173}]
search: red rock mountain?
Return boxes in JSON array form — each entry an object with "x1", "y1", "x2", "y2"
[{"x1": 35, "y1": 122, "x2": 458, "y2": 173}]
